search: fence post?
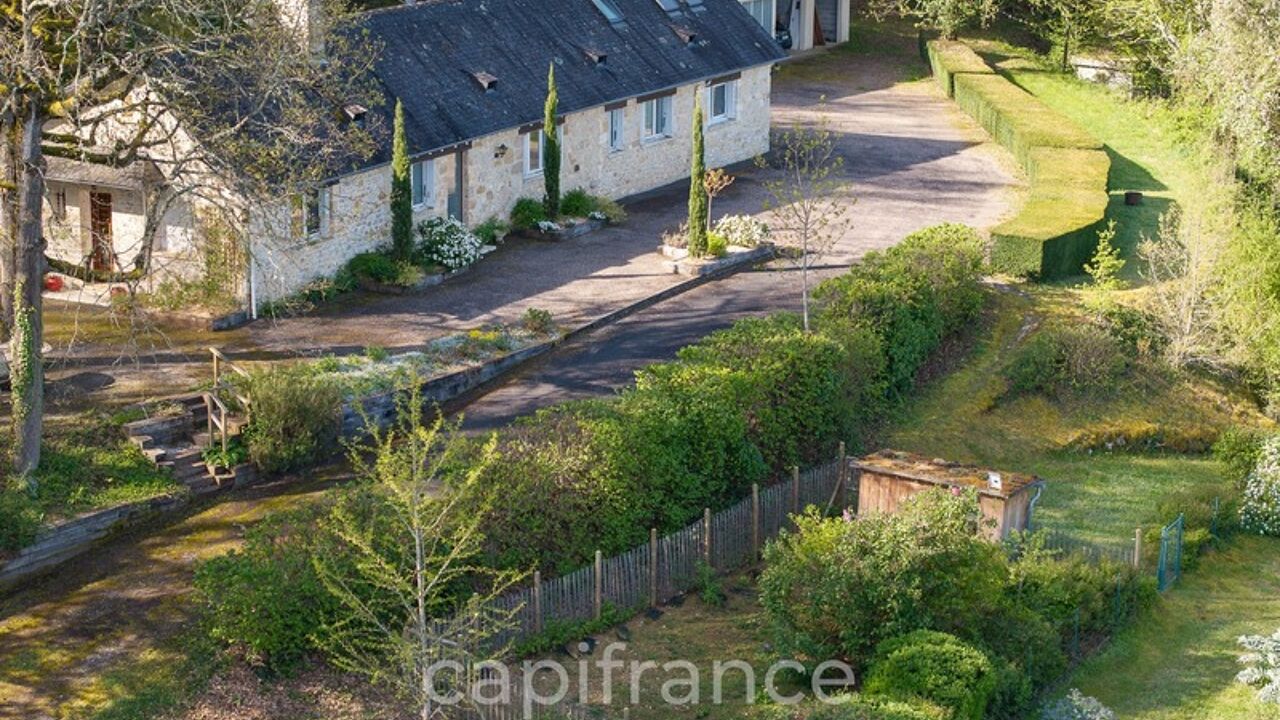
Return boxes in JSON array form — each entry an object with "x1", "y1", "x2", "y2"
[
  {"x1": 594, "y1": 550, "x2": 603, "y2": 621},
  {"x1": 703, "y1": 508, "x2": 712, "y2": 568},
  {"x1": 649, "y1": 528, "x2": 658, "y2": 608},
  {"x1": 1133, "y1": 527, "x2": 1142, "y2": 570},
  {"x1": 751, "y1": 484, "x2": 760, "y2": 559},
  {"x1": 791, "y1": 466, "x2": 800, "y2": 516},
  {"x1": 533, "y1": 570, "x2": 543, "y2": 634},
  {"x1": 836, "y1": 442, "x2": 847, "y2": 510}
]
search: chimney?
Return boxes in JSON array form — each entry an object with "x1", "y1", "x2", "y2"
[{"x1": 274, "y1": 0, "x2": 326, "y2": 59}]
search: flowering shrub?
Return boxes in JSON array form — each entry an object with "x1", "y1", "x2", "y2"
[
  {"x1": 536, "y1": 220, "x2": 562, "y2": 233},
  {"x1": 1241, "y1": 436, "x2": 1280, "y2": 536},
  {"x1": 416, "y1": 217, "x2": 482, "y2": 270},
  {"x1": 713, "y1": 214, "x2": 771, "y2": 247},
  {"x1": 588, "y1": 210, "x2": 608, "y2": 222},
  {"x1": 1237, "y1": 628, "x2": 1280, "y2": 704},
  {"x1": 1040, "y1": 689, "x2": 1116, "y2": 719}
]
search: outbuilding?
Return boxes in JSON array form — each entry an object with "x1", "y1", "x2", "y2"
[{"x1": 855, "y1": 450, "x2": 1044, "y2": 541}]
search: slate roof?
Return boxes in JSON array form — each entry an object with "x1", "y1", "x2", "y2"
[{"x1": 353, "y1": 0, "x2": 786, "y2": 162}]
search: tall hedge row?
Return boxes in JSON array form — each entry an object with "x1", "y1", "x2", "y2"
[
  {"x1": 927, "y1": 41, "x2": 1111, "y2": 279},
  {"x1": 479, "y1": 224, "x2": 988, "y2": 575}
]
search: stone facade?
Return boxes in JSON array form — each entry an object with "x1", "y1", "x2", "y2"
[{"x1": 253, "y1": 64, "x2": 775, "y2": 304}]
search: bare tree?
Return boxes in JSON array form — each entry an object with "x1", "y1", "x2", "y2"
[
  {"x1": 1139, "y1": 207, "x2": 1228, "y2": 370},
  {"x1": 1, "y1": 0, "x2": 379, "y2": 482},
  {"x1": 759, "y1": 119, "x2": 854, "y2": 333},
  {"x1": 313, "y1": 385, "x2": 523, "y2": 720}
]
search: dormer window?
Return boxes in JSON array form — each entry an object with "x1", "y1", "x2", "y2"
[
  {"x1": 591, "y1": 0, "x2": 624, "y2": 22},
  {"x1": 471, "y1": 71, "x2": 498, "y2": 92}
]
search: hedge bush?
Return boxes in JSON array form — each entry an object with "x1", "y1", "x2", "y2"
[
  {"x1": 926, "y1": 40, "x2": 995, "y2": 98},
  {"x1": 243, "y1": 365, "x2": 344, "y2": 474},
  {"x1": 939, "y1": 59, "x2": 1110, "y2": 279},
  {"x1": 753, "y1": 697, "x2": 946, "y2": 720},
  {"x1": 863, "y1": 630, "x2": 997, "y2": 720}
]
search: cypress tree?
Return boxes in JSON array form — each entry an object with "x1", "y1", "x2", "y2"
[
  {"x1": 687, "y1": 94, "x2": 709, "y2": 257},
  {"x1": 543, "y1": 64, "x2": 561, "y2": 219},
  {"x1": 390, "y1": 99, "x2": 413, "y2": 261}
]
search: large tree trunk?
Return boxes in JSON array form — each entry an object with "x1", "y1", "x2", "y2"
[
  {"x1": 11, "y1": 101, "x2": 46, "y2": 482},
  {"x1": 0, "y1": 110, "x2": 18, "y2": 340}
]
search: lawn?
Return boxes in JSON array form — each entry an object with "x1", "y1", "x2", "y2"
[
  {"x1": 960, "y1": 36, "x2": 1224, "y2": 282},
  {"x1": 1067, "y1": 535, "x2": 1280, "y2": 720}
]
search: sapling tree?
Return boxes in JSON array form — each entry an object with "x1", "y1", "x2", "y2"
[
  {"x1": 0, "y1": 0, "x2": 378, "y2": 481},
  {"x1": 687, "y1": 94, "x2": 709, "y2": 257},
  {"x1": 1085, "y1": 219, "x2": 1125, "y2": 291},
  {"x1": 704, "y1": 168, "x2": 735, "y2": 229},
  {"x1": 391, "y1": 99, "x2": 414, "y2": 260},
  {"x1": 759, "y1": 118, "x2": 853, "y2": 333},
  {"x1": 542, "y1": 64, "x2": 561, "y2": 219},
  {"x1": 313, "y1": 385, "x2": 523, "y2": 720}
]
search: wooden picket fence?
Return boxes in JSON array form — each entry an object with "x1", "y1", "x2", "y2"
[{"x1": 472, "y1": 448, "x2": 854, "y2": 654}]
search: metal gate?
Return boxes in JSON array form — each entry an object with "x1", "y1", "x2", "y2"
[{"x1": 1157, "y1": 513, "x2": 1184, "y2": 592}]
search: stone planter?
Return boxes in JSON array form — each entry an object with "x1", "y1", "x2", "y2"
[
  {"x1": 517, "y1": 217, "x2": 606, "y2": 242},
  {"x1": 661, "y1": 243, "x2": 775, "y2": 277},
  {"x1": 356, "y1": 265, "x2": 471, "y2": 295}
]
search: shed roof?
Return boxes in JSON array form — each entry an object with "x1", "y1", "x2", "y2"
[
  {"x1": 44, "y1": 156, "x2": 163, "y2": 190},
  {"x1": 353, "y1": 0, "x2": 785, "y2": 161},
  {"x1": 856, "y1": 450, "x2": 1042, "y2": 499}
]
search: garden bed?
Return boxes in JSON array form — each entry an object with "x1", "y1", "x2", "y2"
[
  {"x1": 660, "y1": 243, "x2": 774, "y2": 277},
  {"x1": 355, "y1": 264, "x2": 472, "y2": 295},
  {"x1": 515, "y1": 216, "x2": 606, "y2": 242}
]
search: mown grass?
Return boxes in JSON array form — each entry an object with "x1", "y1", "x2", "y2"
[
  {"x1": 1066, "y1": 535, "x2": 1280, "y2": 720},
  {"x1": 960, "y1": 38, "x2": 1222, "y2": 282}
]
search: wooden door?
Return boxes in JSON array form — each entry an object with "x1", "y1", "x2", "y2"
[{"x1": 89, "y1": 191, "x2": 114, "y2": 272}]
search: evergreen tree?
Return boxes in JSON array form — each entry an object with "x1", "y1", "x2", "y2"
[
  {"x1": 687, "y1": 94, "x2": 709, "y2": 257},
  {"x1": 543, "y1": 64, "x2": 561, "y2": 219},
  {"x1": 390, "y1": 99, "x2": 414, "y2": 260}
]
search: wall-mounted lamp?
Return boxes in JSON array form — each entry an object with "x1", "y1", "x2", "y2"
[{"x1": 495, "y1": 144, "x2": 509, "y2": 159}]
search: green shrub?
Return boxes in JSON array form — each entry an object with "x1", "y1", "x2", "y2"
[
  {"x1": 244, "y1": 365, "x2": 344, "y2": 474},
  {"x1": 510, "y1": 197, "x2": 547, "y2": 229},
  {"x1": 560, "y1": 187, "x2": 594, "y2": 217},
  {"x1": 0, "y1": 487, "x2": 41, "y2": 552},
  {"x1": 193, "y1": 506, "x2": 334, "y2": 675},
  {"x1": 346, "y1": 251, "x2": 397, "y2": 283},
  {"x1": 759, "y1": 490, "x2": 1007, "y2": 672},
  {"x1": 971, "y1": 601, "x2": 1067, "y2": 704},
  {"x1": 752, "y1": 696, "x2": 945, "y2": 720},
  {"x1": 1214, "y1": 426, "x2": 1269, "y2": 488},
  {"x1": 473, "y1": 216, "x2": 510, "y2": 244},
  {"x1": 1093, "y1": 301, "x2": 1167, "y2": 359},
  {"x1": 863, "y1": 630, "x2": 997, "y2": 720},
  {"x1": 926, "y1": 40, "x2": 995, "y2": 98},
  {"x1": 1241, "y1": 436, "x2": 1280, "y2": 536},
  {"x1": 707, "y1": 231, "x2": 729, "y2": 258},
  {"x1": 521, "y1": 307, "x2": 556, "y2": 336},
  {"x1": 889, "y1": 224, "x2": 987, "y2": 334},
  {"x1": 695, "y1": 561, "x2": 726, "y2": 607},
  {"x1": 591, "y1": 196, "x2": 628, "y2": 224},
  {"x1": 1005, "y1": 325, "x2": 1128, "y2": 398}
]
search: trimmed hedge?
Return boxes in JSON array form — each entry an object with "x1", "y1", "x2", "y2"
[
  {"x1": 926, "y1": 40, "x2": 996, "y2": 98},
  {"x1": 864, "y1": 630, "x2": 997, "y2": 720},
  {"x1": 928, "y1": 50, "x2": 1111, "y2": 279}
]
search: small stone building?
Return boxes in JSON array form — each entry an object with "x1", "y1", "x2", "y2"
[{"x1": 855, "y1": 450, "x2": 1044, "y2": 541}]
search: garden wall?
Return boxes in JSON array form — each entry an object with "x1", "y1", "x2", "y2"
[{"x1": 928, "y1": 41, "x2": 1111, "y2": 279}]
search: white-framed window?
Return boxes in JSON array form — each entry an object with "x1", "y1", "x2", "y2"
[
  {"x1": 740, "y1": 0, "x2": 772, "y2": 31},
  {"x1": 300, "y1": 186, "x2": 331, "y2": 238},
  {"x1": 642, "y1": 96, "x2": 673, "y2": 141},
  {"x1": 411, "y1": 159, "x2": 435, "y2": 208},
  {"x1": 523, "y1": 130, "x2": 544, "y2": 177},
  {"x1": 608, "y1": 108, "x2": 625, "y2": 152},
  {"x1": 707, "y1": 81, "x2": 738, "y2": 124}
]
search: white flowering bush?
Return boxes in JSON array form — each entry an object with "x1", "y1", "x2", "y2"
[
  {"x1": 713, "y1": 214, "x2": 771, "y2": 248},
  {"x1": 416, "y1": 217, "x2": 482, "y2": 270},
  {"x1": 1237, "y1": 629, "x2": 1280, "y2": 704},
  {"x1": 1040, "y1": 690, "x2": 1116, "y2": 720},
  {"x1": 1241, "y1": 436, "x2": 1280, "y2": 536},
  {"x1": 588, "y1": 210, "x2": 608, "y2": 222},
  {"x1": 536, "y1": 220, "x2": 562, "y2": 233}
]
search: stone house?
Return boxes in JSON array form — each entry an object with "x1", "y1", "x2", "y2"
[{"x1": 43, "y1": 0, "x2": 788, "y2": 309}]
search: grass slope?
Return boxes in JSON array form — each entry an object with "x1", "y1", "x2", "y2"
[
  {"x1": 1068, "y1": 535, "x2": 1280, "y2": 720},
  {"x1": 887, "y1": 288, "x2": 1265, "y2": 543}
]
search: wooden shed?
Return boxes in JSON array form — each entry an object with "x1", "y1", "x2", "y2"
[{"x1": 855, "y1": 450, "x2": 1044, "y2": 541}]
